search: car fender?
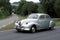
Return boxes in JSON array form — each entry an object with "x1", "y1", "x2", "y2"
[
  {"x1": 28, "y1": 22, "x2": 39, "y2": 30},
  {"x1": 29, "y1": 22, "x2": 39, "y2": 26},
  {"x1": 49, "y1": 20, "x2": 55, "y2": 28},
  {"x1": 22, "y1": 22, "x2": 39, "y2": 28}
]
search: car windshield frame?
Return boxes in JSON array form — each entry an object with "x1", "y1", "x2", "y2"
[{"x1": 27, "y1": 14, "x2": 38, "y2": 19}]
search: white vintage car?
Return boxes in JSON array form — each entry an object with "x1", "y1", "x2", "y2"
[{"x1": 14, "y1": 13, "x2": 55, "y2": 33}]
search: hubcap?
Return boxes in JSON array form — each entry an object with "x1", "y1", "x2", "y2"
[{"x1": 31, "y1": 27, "x2": 35, "y2": 32}]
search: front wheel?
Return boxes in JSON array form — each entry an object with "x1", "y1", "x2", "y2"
[
  {"x1": 30, "y1": 27, "x2": 36, "y2": 33},
  {"x1": 16, "y1": 29, "x2": 20, "y2": 32}
]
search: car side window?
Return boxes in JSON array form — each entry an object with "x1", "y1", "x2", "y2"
[
  {"x1": 46, "y1": 15, "x2": 50, "y2": 19},
  {"x1": 39, "y1": 15, "x2": 45, "y2": 19}
]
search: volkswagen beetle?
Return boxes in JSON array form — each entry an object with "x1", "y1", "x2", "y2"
[{"x1": 14, "y1": 13, "x2": 55, "y2": 33}]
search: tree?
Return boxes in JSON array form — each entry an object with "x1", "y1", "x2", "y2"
[
  {"x1": 16, "y1": 0, "x2": 38, "y2": 16},
  {"x1": 0, "y1": 0, "x2": 12, "y2": 18},
  {"x1": 16, "y1": 0, "x2": 26, "y2": 14},
  {"x1": 21, "y1": 2, "x2": 38, "y2": 16},
  {"x1": 38, "y1": 4, "x2": 45, "y2": 13},
  {"x1": 54, "y1": 0, "x2": 60, "y2": 18},
  {"x1": 39, "y1": 0, "x2": 56, "y2": 18}
]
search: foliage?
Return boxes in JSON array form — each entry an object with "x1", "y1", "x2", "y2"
[
  {"x1": 15, "y1": 0, "x2": 60, "y2": 17},
  {"x1": 16, "y1": 0, "x2": 38, "y2": 16},
  {"x1": 54, "y1": 0, "x2": 60, "y2": 18},
  {"x1": 39, "y1": 0, "x2": 56, "y2": 18},
  {"x1": 15, "y1": 0, "x2": 26, "y2": 14},
  {"x1": 0, "y1": 0, "x2": 12, "y2": 19},
  {"x1": 21, "y1": 2, "x2": 38, "y2": 16},
  {"x1": 38, "y1": 4, "x2": 45, "y2": 13},
  {"x1": 0, "y1": 7, "x2": 8, "y2": 18}
]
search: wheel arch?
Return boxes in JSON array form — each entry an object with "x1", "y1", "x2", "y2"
[
  {"x1": 49, "y1": 20, "x2": 55, "y2": 27},
  {"x1": 31, "y1": 24, "x2": 37, "y2": 30}
]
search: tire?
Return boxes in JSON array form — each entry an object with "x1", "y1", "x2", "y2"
[
  {"x1": 49, "y1": 21, "x2": 55, "y2": 30},
  {"x1": 16, "y1": 29, "x2": 20, "y2": 32},
  {"x1": 30, "y1": 27, "x2": 36, "y2": 33},
  {"x1": 49, "y1": 27, "x2": 54, "y2": 30}
]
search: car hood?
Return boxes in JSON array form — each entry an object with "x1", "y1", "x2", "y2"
[{"x1": 20, "y1": 19, "x2": 37, "y2": 24}]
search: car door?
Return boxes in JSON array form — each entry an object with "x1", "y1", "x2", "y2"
[
  {"x1": 38, "y1": 15, "x2": 46, "y2": 29},
  {"x1": 45, "y1": 15, "x2": 51, "y2": 28}
]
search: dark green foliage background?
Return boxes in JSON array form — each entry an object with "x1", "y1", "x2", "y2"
[
  {"x1": 39, "y1": 0, "x2": 60, "y2": 18},
  {"x1": 15, "y1": 0, "x2": 60, "y2": 18},
  {"x1": 15, "y1": 0, "x2": 38, "y2": 16},
  {"x1": 0, "y1": 0, "x2": 12, "y2": 19},
  {"x1": 0, "y1": 0, "x2": 60, "y2": 18}
]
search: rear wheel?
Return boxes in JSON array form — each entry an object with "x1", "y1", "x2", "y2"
[
  {"x1": 49, "y1": 27, "x2": 54, "y2": 30},
  {"x1": 49, "y1": 21, "x2": 55, "y2": 30}
]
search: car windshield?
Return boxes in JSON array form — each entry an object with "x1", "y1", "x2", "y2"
[{"x1": 27, "y1": 14, "x2": 38, "y2": 19}]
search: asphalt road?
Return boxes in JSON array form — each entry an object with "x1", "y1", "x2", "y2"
[
  {"x1": 0, "y1": 26, "x2": 60, "y2": 40},
  {"x1": 0, "y1": 14, "x2": 19, "y2": 28}
]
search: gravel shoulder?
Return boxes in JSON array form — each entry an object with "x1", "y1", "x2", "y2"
[{"x1": 0, "y1": 14, "x2": 19, "y2": 28}]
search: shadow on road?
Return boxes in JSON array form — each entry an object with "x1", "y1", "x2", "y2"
[
  {"x1": 14, "y1": 29, "x2": 56, "y2": 34},
  {"x1": 36, "y1": 29, "x2": 55, "y2": 32}
]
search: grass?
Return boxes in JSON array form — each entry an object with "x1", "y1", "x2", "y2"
[
  {"x1": 0, "y1": 22, "x2": 14, "y2": 31},
  {"x1": 0, "y1": 15, "x2": 12, "y2": 20},
  {"x1": 55, "y1": 21, "x2": 60, "y2": 26}
]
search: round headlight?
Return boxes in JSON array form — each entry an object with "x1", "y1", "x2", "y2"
[
  {"x1": 26, "y1": 22, "x2": 28, "y2": 24},
  {"x1": 19, "y1": 22, "x2": 21, "y2": 25}
]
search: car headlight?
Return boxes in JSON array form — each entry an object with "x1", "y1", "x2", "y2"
[
  {"x1": 25, "y1": 22, "x2": 31, "y2": 24},
  {"x1": 26, "y1": 22, "x2": 28, "y2": 24},
  {"x1": 15, "y1": 21, "x2": 20, "y2": 26}
]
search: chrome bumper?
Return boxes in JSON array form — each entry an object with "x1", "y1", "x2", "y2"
[{"x1": 14, "y1": 26, "x2": 30, "y2": 31}]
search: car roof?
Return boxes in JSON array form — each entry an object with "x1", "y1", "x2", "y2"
[{"x1": 31, "y1": 13, "x2": 48, "y2": 16}]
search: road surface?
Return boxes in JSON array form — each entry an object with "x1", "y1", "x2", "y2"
[
  {"x1": 0, "y1": 14, "x2": 19, "y2": 28},
  {"x1": 0, "y1": 26, "x2": 60, "y2": 40}
]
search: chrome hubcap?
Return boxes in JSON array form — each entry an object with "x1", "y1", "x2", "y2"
[{"x1": 32, "y1": 27, "x2": 35, "y2": 32}]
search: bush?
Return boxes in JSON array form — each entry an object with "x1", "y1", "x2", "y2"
[
  {"x1": 0, "y1": 7, "x2": 11, "y2": 19},
  {"x1": 0, "y1": 0, "x2": 12, "y2": 19}
]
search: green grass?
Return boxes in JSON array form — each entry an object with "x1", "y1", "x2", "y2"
[
  {"x1": 0, "y1": 15, "x2": 12, "y2": 20},
  {"x1": 0, "y1": 22, "x2": 14, "y2": 31},
  {"x1": 55, "y1": 21, "x2": 60, "y2": 26}
]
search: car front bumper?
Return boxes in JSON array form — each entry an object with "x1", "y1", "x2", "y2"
[{"x1": 14, "y1": 26, "x2": 30, "y2": 31}]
